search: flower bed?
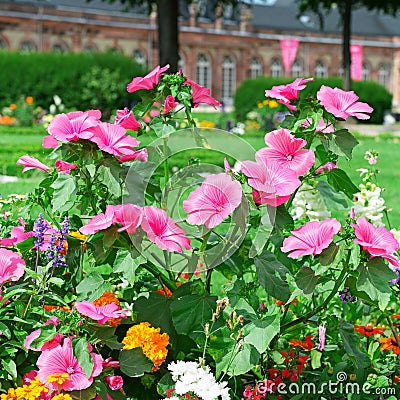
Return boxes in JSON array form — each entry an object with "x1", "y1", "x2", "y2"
[{"x1": 0, "y1": 67, "x2": 399, "y2": 400}]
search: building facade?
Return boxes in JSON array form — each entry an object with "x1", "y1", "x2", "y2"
[{"x1": 1, "y1": 0, "x2": 400, "y2": 109}]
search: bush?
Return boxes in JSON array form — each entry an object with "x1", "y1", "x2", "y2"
[
  {"x1": 0, "y1": 51, "x2": 144, "y2": 114},
  {"x1": 234, "y1": 76, "x2": 392, "y2": 124}
]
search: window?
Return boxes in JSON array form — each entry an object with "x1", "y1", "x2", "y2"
[
  {"x1": 133, "y1": 49, "x2": 146, "y2": 67},
  {"x1": 197, "y1": 54, "x2": 211, "y2": 88},
  {"x1": 291, "y1": 59, "x2": 302, "y2": 78},
  {"x1": 378, "y1": 64, "x2": 390, "y2": 89},
  {"x1": 52, "y1": 43, "x2": 66, "y2": 53},
  {"x1": 270, "y1": 58, "x2": 282, "y2": 77},
  {"x1": 0, "y1": 37, "x2": 7, "y2": 49},
  {"x1": 314, "y1": 60, "x2": 327, "y2": 78},
  {"x1": 222, "y1": 56, "x2": 236, "y2": 104},
  {"x1": 250, "y1": 57, "x2": 262, "y2": 79},
  {"x1": 178, "y1": 54, "x2": 185, "y2": 73},
  {"x1": 19, "y1": 40, "x2": 36, "y2": 52},
  {"x1": 362, "y1": 63, "x2": 370, "y2": 81},
  {"x1": 83, "y1": 44, "x2": 97, "y2": 53}
]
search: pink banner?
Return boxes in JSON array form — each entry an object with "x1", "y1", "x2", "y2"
[
  {"x1": 350, "y1": 44, "x2": 363, "y2": 81},
  {"x1": 280, "y1": 38, "x2": 299, "y2": 76}
]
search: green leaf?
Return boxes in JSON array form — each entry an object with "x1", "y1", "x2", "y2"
[
  {"x1": 255, "y1": 251, "x2": 291, "y2": 302},
  {"x1": 51, "y1": 174, "x2": 77, "y2": 213},
  {"x1": 30, "y1": 325, "x2": 57, "y2": 350},
  {"x1": 310, "y1": 349, "x2": 322, "y2": 369},
  {"x1": 72, "y1": 337, "x2": 94, "y2": 379},
  {"x1": 98, "y1": 164, "x2": 121, "y2": 197},
  {"x1": 319, "y1": 242, "x2": 340, "y2": 266},
  {"x1": 150, "y1": 120, "x2": 176, "y2": 138},
  {"x1": 327, "y1": 168, "x2": 358, "y2": 200},
  {"x1": 317, "y1": 181, "x2": 348, "y2": 209},
  {"x1": 1, "y1": 359, "x2": 17, "y2": 380},
  {"x1": 75, "y1": 272, "x2": 110, "y2": 301},
  {"x1": 315, "y1": 144, "x2": 329, "y2": 164},
  {"x1": 171, "y1": 294, "x2": 217, "y2": 338},
  {"x1": 114, "y1": 248, "x2": 146, "y2": 284},
  {"x1": 267, "y1": 204, "x2": 294, "y2": 231},
  {"x1": 0, "y1": 322, "x2": 11, "y2": 339},
  {"x1": 243, "y1": 314, "x2": 280, "y2": 353},
  {"x1": 295, "y1": 267, "x2": 317, "y2": 295},
  {"x1": 333, "y1": 129, "x2": 359, "y2": 160},
  {"x1": 119, "y1": 348, "x2": 153, "y2": 377},
  {"x1": 356, "y1": 258, "x2": 397, "y2": 310}
]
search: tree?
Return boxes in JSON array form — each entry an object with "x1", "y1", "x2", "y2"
[{"x1": 296, "y1": 0, "x2": 400, "y2": 91}]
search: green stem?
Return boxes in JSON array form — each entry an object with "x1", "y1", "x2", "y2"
[
  {"x1": 142, "y1": 261, "x2": 177, "y2": 292},
  {"x1": 386, "y1": 316, "x2": 400, "y2": 348}
]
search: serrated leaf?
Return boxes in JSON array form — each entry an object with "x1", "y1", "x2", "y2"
[
  {"x1": 243, "y1": 314, "x2": 280, "y2": 353},
  {"x1": 333, "y1": 129, "x2": 359, "y2": 160},
  {"x1": 75, "y1": 272, "x2": 110, "y2": 301},
  {"x1": 327, "y1": 168, "x2": 358, "y2": 200},
  {"x1": 151, "y1": 121, "x2": 176, "y2": 138},
  {"x1": 114, "y1": 248, "x2": 145, "y2": 284},
  {"x1": 317, "y1": 181, "x2": 348, "y2": 209},
  {"x1": 119, "y1": 348, "x2": 153, "y2": 377},
  {"x1": 51, "y1": 174, "x2": 77, "y2": 212},
  {"x1": 98, "y1": 164, "x2": 121, "y2": 197},
  {"x1": 73, "y1": 337, "x2": 94, "y2": 379}
]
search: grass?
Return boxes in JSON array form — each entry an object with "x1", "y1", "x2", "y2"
[{"x1": 1, "y1": 124, "x2": 400, "y2": 226}]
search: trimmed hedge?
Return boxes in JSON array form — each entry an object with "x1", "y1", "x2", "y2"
[
  {"x1": 234, "y1": 76, "x2": 392, "y2": 124},
  {"x1": 0, "y1": 51, "x2": 144, "y2": 113}
]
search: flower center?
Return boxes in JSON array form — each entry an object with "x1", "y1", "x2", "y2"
[
  {"x1": 67, "y1": 366, "x2": 75, "y2": 374},
  {"x1": 286, "y1": 154, "x2": 293, "y2": 161}
]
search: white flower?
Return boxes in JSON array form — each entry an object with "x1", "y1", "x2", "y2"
[
  {"x1": 53, "y1": 94, "x2": 62, "y2": 106},
  {"x1": 390, "y1": 228, "x2": 400, "y2": 247},
  {"x1": 353, "y1": 183, "x2": 385, "y2": 226},
  {"x1": 291, "y1": 184, "x2": 330, "y2": 221}
]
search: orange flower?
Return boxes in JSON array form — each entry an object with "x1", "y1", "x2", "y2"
[
  {"x1": 9, "y1": 103, "x2": 17, "y2": 110},
  {"x1": 26, "y1": 96, "x2": 34, "y2": 105},
  {"x1": 289, "y1": 335, "x2": 313, "y2": 351},
  {"x1": 43, "y1": 304, "x2": 70, "y2": 312},
  {"x1": 122, "y1": 322, "x2": 169, "y2": 371},
  {"x1": 94, "y1": 291, "x2": 122, "y2": 326},
  {"x1": 47, "y1": 372, "x2": 70, "y2": 384},
  {"x1": 378, "y1": 336, "x2": 400, "y2": 355},
  {"x1": 156, "y1": 282, "x2": 182, "y2": 298},
  {"x1": 354, "y1": 324, "x2": 385, "y2": 337},
  {"x1": 394, "y1": 375, "x2": 400, "y2": 385},
  {"x1": 0, "y1": 115, "x2": 16, "y2": 125}
]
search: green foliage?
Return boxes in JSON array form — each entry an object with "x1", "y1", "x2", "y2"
[
  {"x1": 0, "y1": 50, "x2": 144, "y2": 112},
  {"x1": 234, "y1": 76, "x2": 392, "y2": 124}
]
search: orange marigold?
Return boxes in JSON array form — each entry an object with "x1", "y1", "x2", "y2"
[
  {"x1": 394, "y1": 375, "x2": 400, "y2": 385},
  {"x1": 122, "y1": 322, "x2": 169, "y2": 371},
  {"x1": 0, "y1": 388, "x2": 17, "y2": 400},
  {"x1": 52, "y1": 395, "x2": 73, "y2": 400},
  {"x1": 94, "y1": 291, "x2": 122, "y2": 326},
  {"x1": 354, "y1": 324, "x2": 385, "y2": 337},
  {"x1": 289, "y1": 335, "x2": 314, "y2": 351},
  {"x1": 9, "y1": 103, "x2": 17, "y2": 110},
  {"x1": 14, "y1": 377, "x2": 48, "y2": 400},
  {"x1": 378, "y1": 336, "x2": 400, "y2": 355},
  {"x1": 25, "y1": 96, "x2": 34, "y2": 105}
]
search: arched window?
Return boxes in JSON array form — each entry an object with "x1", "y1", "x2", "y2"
[
  {"x1": 250, "y1": 57, "x2": 262, "y2": 79},
  {"x1": 291, "y1": 59, "x2": 303, "y2": 78},
  {"x1": 222, "y1": 56, "x2": 236, "y2": 104},
  {"x1": 196, "y1": 53, "x2": 211, "y2": 89},
  {"x1": 133, "y1": 49, "x2": 146, "y2": 67},
  {"x1": 362, "y1": 63, "x2": 370, "y2": 81},
  {"x1": 19, "y1": 40, "x2": 37, "y2": 52},
  {"x1": 314, "y1": 60, "x2": 327, "y2": 78},
  {"x1": 378, "y1": 64, "x2": 390, "y2": 89},
  {"x1": 270, "y1": 58, "x2": 282, "y2": 77},
  {"x1": 52, "y1": 43, "x2": 66, "y2": 53}
]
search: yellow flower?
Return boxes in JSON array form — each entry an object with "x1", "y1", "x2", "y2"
[
  {"x1": 47, "y1": 372, "x2": 70, "y2": 384},
  {"x1": 52, "y1": 394, "x2": 73, "y2": 400},
  {"x1": 69, "y1": 231, "x2": 87, "y2": 242},
  {"x1": 0, "y1": 388, "x2": 17, "y2": 400},
  {"x1": 199, "y1": 120, "x2": 215, "y2": 129},
  {"x1": 14, "y1": 377, "x2": 47, "y2": 400},
  {"x1": 269, "y1": 100, "x2": 279, "y2": 108},
  {"x1": 122, "y1": 322, "x2": 169, "y2": 371},
  {"x1": 25, "y1": 96, "x2": 34, "y2": 105},
  {"x1": 257, "y1": 102, "x2": 263, "y2": 108},
  {"x1": 263, "y1": 99, "x2": 270, "y2": 105}
]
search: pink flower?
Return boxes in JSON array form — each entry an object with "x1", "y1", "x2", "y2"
[
  {"x1": 141, "y1": 206, "x2": 191, "y2": 253},
  {"x1": 256, "y1": 128, "x2": 315, "y2": 176},
  {"x1": 17, "y1": 155, "x2": 50, "y2": 173},
  {"x1": 183, "y1": 173, "x2": 242, "y2": 229},
  {"x1": 241, "y1": 158, "x2": 300, "y2": 206},
  {"x1": 281, "y1": 218, "x2": 341, "y2": 258},
  {"x1": 47, "y1": 111, "x2": 100, "y2": 142},
  {"x1": 351, "y1": 217, "x2": 399, "y2": 266},
  {"x1": 265, "y1": 77, "x2": 313, "y2": 111},
  {"x1": 75, "y1": 301, "x2": 128, "y2": 324},
  {"x1": 103, "y1": 357, "x2": 120, "y2": 368},
  {"x1": 115, "y1": 108, "x2": 141, "y2": 131},
  {"x1": 37, "y1": 337, "x2": 103, "y2": 391},
  {"x1": 105, "y1": 375, "x2": 124, "y2": 390},
  {"x1": 0, "y1": 248, "x2": 25, "y2": 285},
  {"x1": 42, "y1": 135, "x2": 59, "y2": 149},
  {"x1": 163, "y1": 95, "x2": 179, "y2": 114},
  {"x1": 317, "y1": 85, "x2": 373, "y2": 120},
  {"x1": 302, "y1": 117, "x2": 335, "y2": 133},
  {"x1": 184, "y1": 78, "x2": 221, "y2": 109},
  {"x1": 316, "y1": 162, "x2": 337, "y2": 174},
  {"x1": 317, "y1": 325, "x2": 326, "y2": 352},
  {"x1": 23, "y1": 370, "x2": 38, "y2": 385},
  {"x1": 90, "y1": 122, "x2": 140, "y2": 156},
  {"x1": 24, "y1": 330, "x2": 63, "y2": 352},
  {"x1": 80, "y1": 207, "x2": 115, "y2": 235},
  {"x1": 119, "y1": 148, "x2": 148, "y2": 163},
  {"x1": 55, "y1": 160, "x2": 77, "y2": 174},
  {"x1": 113, "y1": 204, "x2": 143, "y2": 234},
  {"x1": 127, "y1": 64, "x2": 170, "y2": 93},
  {"x1": 0, "y1": 221, "x2": 34, "y2": 247}
]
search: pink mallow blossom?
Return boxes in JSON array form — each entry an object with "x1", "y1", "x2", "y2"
[
  {"x1": 185, "y1": 78, "x2": 221, "y2": 109},
  {"x1": 281, "y1": 218, "x2": 341, "y2": 258},
  {"x1": 183, "y1": 173, "x2": 242, "y2": 229},
  {"x1": 46, "y1": 110, "x2": 101, "y2": 142},
  {"x1": 0, "y1": 219, "x2": 34, "y2": 247},
  {"x1": 241, "y1": 158, "x2": 300, "y2": 206},
  {"x1": 17, "y1": 155, "x2": 50, "y2": 173},
  {"x1": 115, "y1": 108, "x2": 141, "y2": 131},
  {"x1": 119, "y1": 148, "x2": 148, "y2": 163},
  {"x1": 317, "y1": 85, "x2": 373, "y2": 120},
  {"x1": 127, "y1": 64, "x2": 170, "y2": 93},
  {"x1": 265, "y1": 77, "x2": 314, "y2": 111},
  {"x1": 256, "y1": 128, "x2": 315, "y2": 177},
  {"x1": 42, "y1": 135, "x2": 59, "y2": 149},
  {"x1": 141, "y1": 206, "x2": 191, "y2": 253},
  {"x1": 55, "y1": 160, "x2": 77, "y2": 174},
  {"x1": 302, "y1": 117, "x2": 335, "y2": 134},
  {"x1": 75, "y1": 301, "x2": 128, "y2": 324},
  {"x1": 37, "y1": 337, "x2": 103, "y2": 391},
  {"x1": 316, "y1": 162, "x2": 337, "y2": 174},
  {"x1": 105, "y1": 375, "x2": 124, "y2": 390},
  {"x1": 90, "y1": 122, "x2": 140, "y2": 157},
  {"x1": 163, "y1": 95, "x2": 179, "y2": 114},
  {"x1": 24, "y1": 316, "x2": 62, "y2": 351},
  {"x1": 351, "y1": 217, "x2": 399, "y2": 266},
  {"x1": 0, "y1": 248, "x2": 25, "y2": 285}
]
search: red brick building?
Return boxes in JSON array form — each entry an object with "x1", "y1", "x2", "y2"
[{"x1": 0, "y1": 0, "x2": 400, "y2": 109}]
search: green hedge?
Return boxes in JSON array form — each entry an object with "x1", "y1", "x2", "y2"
[
  {"x1": 234, "y1": 76, "x2": 392, "y2": 124},
  {"x1": 0, "y1": 51, "x2": 144, "y2": 113}
]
